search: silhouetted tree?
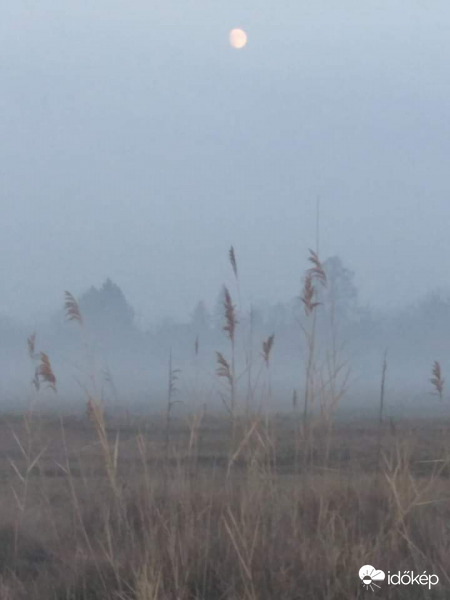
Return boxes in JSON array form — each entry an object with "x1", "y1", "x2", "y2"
[{"x1": 80, "y1": 279, "x2": 135, "y2": 334}]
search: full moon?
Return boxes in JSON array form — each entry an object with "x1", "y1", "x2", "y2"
[{"x1": 229, "y1": 28, "x2": 248, "y2": 49}]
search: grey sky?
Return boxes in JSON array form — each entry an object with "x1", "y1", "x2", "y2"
[{"x1": 2, "y1": 1, "x2": 450, "y2": 323}]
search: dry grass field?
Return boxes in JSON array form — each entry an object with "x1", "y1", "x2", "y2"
[
  {"x1": 1, "y1": 251, "x2": 447, "y2": 598},
  {"x1": 1, "y1": 410, "x2": 450, "y2": 599}
]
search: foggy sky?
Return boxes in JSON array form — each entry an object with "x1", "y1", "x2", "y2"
[{"x1": 2, "y1": 1, "x2": 450, "y2": 325}]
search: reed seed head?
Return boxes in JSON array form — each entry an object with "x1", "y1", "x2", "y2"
[{"x1": 64, "y1": 291, "x2": 83, "y2": 326}]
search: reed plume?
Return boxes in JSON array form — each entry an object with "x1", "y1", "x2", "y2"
[
  {"x1": 165, "y1": 351, "x2": 182, "y2": 460},
  {"x1": 38, "y1": 352, "x2": 57, "y2": 392},
  {"x1": 27, "y1": 333, "x2": 40, "y2": 390},
  {"x1": 64, "y1": 291, "x2": 83, "y2": 325},
  {"x1": 307, "y1": 248, "x2": 327, "y2": 286},
  {"x1": 301, "y1": 274, "x2": 320, "y2": 316},
  {"x1": 167, "y1": 351, "x2": 181, "y2": 401},
  {"x1": 217, "y1": 283, "x2": 237, "y2": 418},
  {"x1": 430, "y1": 361, "x2": 444, "y2": 400},
  {"x1": 194, "y1": 335, "x2": 199, "y2": 356},
  {"x1": 216, "y1": 351, "x2": 232, "y2": 385},
  {"x1": 261, "y1": 334, "x2": 275, "y2": 367},
  {"x1": 229, "y1": 246, "x2": 238, "y2": 279},
  {"x1": 223, "y1": 286, "x2": 237, "y2": 342}
]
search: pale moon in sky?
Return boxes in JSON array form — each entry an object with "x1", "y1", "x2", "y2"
[{"x1": 229, "y1": 28, "x2": 248, "y2": 49}]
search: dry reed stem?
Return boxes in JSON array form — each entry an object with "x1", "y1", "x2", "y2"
[{"x1": 86, "y1": 395, "x2": 121, "y2": 497}]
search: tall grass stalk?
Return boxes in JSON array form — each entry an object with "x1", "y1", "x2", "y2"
[
  {"x1": 165, "y1": 351, "x2": 182, "y2": 461},
  {"x1": 377, "y1": 349, "x2": 388, "y2": 470},
  {"x1": 299, "y1": 250, "x2": 327, "y2": 466}
]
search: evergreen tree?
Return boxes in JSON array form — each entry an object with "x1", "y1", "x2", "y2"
[{"x1": 80, "y1": 279, "x2": 135, "y2": 333}]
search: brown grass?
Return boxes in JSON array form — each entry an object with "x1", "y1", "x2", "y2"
[{"x1": 1, "y1": 414, "x2": 450, "y2": 599}]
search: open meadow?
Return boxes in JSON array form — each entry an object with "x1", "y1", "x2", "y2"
[
  {"x1": 0, "y1": 248, "x2": 447, "y2": 599},
  {"x1": 1, "y1": 409, "x2": 450, "y2": 599}
]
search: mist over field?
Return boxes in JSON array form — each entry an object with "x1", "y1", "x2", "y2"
[
  {"x1": 1, "y1": 267, "x2": 449, "y2": 416},
  {"x1": 2, "y1": 1, "x2": 450, "y2": 413}
]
